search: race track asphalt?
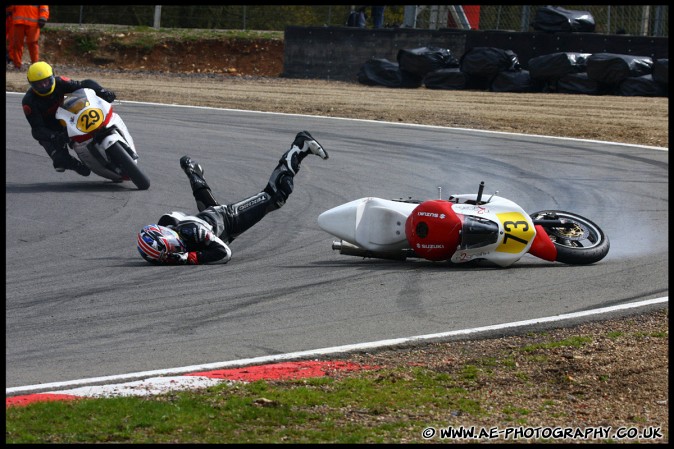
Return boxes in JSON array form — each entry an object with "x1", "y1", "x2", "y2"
[{"x1": 5, "y1": 93, "x2": 668, "y2": 389}]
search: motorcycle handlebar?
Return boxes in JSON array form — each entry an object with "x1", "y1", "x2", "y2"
[{"x1": 476, "y1": 181, "x2": 485, "y2": 204}]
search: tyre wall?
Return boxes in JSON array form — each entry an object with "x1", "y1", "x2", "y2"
[{"x1": 283, "y1": 26, "x2": 668, "y2": 83}]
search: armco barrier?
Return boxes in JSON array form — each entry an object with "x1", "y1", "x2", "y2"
[{"x1": 283, "y1": 26, "x2": 668, "y2": 83}]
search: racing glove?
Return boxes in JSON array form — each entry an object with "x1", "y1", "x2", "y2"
[
  {"x1": 159, "y1": 251, "x2": 200, "y2": 265},
  {"x1": 160, "y1": 252, "x2": 188, "y2": 265},
  {"x1": 99, "y1": 89, "x2": 116, "y2": 103}
]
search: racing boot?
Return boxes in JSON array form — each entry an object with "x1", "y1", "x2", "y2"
[
  {"x1": 47, "y1": 146, "x2": 68, "y2": 173},
  {"x1": 180, "y1": 155, "x2": 219, "y2": 211},
  {"x1": 281, "y1": 130, "x2": 329, "y2": 175},
  {"x1": 264, "y1": 131, "x2": 328, "y2": 210},
  {"x1": 51, "y1": 150, "x2": 90, "y2": 176},
  {"x1": 180, "y1": 155, "x2": 205, "y2": 184},
  {"x1": 70, "y1": 159, "x2": 91, "y2": 176}
]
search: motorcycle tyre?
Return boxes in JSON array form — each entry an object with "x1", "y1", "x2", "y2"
[
  {"x1": 107, "y1": 142, "x2": 151, "y2": 190},
  {"x1": 530, "y1": 210, "x2": 609, "y2": 265}
]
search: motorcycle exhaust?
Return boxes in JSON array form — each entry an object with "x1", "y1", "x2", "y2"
[{"x1": 332, "y1": 240, "x2": 411, "y2": 261}]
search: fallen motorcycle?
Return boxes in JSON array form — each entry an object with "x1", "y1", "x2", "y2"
[
  {"x1": 55, "y1": 88, "x2": 150, "y2": 190},
  {"x1": 318, "y1": 181, "x2": 609, "y2": 267}
]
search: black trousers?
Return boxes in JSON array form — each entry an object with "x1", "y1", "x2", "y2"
[{"x1": 191, "y1": 161, "x2": 294, "y2": 243}]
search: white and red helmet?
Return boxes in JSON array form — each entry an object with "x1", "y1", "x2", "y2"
[{"x1": 137, "y1": 224, "x2": 186, "y2": 264}]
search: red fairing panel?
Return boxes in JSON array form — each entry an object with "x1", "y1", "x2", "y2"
[
  {"x1": 528, "y1": 224, "x2": 558, "y2": 261},
  {"x1": 405, "y1": 200, "x2": 463, "y2": 261}
]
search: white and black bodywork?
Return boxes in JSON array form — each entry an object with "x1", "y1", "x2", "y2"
[{"x1": 55, "y1": 88, "x2": 150, "y2": 190}]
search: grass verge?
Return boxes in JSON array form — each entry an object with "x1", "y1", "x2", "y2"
[{"x1": 6, "y1": 308, "x2": 668, "y2": 444}]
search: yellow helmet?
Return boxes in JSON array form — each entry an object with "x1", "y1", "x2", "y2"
[{"x1": 27, "y1": 61, "x2": 56, "y2": 96}]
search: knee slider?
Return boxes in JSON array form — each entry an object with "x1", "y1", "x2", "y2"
[
  {"x1": 267, "y1": 164, "x2": 294, "y2": 196},
  {"x1": 277, "y1": 173, "x2": 294, "y2": 199}
]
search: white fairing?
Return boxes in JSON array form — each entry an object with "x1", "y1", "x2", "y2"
[
  {"x1": 55, "y1": 88, "x2": 138, "y2": 181},
  {"x1": 317, "y1": 197, "x2": 417, "y2": 252}
]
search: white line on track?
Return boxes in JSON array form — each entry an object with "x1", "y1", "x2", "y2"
[
  {"x1": 4, "y1": 92, "x2": 669, "y2": 151},
  {"x1": 7, "y1": 296, "x2": 667, "y2": 396}
]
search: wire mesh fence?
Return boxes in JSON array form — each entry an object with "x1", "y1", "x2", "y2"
[
  {"x1": 48, "y1": 5, "x2": 668, "y2": 37},
  {"x1": 457, "y1": 5, "x2": 668, "y2": 36}
]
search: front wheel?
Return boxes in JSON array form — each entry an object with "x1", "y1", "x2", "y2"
[
  {"x1": 530, "y1": 210, "x2": 609, "y2": 265},
  {"x1": 107, "y1": 142, "x2": 150, "y2": 190}
]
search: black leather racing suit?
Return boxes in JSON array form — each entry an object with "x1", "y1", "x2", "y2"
[{"x1": 156, "y1": 151, "x2": 298, "y2": 265}]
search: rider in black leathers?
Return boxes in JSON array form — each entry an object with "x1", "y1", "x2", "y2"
[
  {"x1": 136, "y1": 131, "x2": 329, "y2": 265},
  {"x1": 22, "y1": 61, "x2": 117, "y2": 176}
]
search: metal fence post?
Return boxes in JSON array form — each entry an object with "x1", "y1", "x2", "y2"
[
  {"x1": 520, "y1": 5, "x2": 530, "y2": 32},
  {"x1": 403, "y1": 5, "x2": 417, "y2": 28},
  {"x1": 641, "y1": 5, "x2": 651, "y2": 36},
  {"x1": 653, "y1": 5, "x2": 664, "y2": 36},
  {"x1": 153, "y1": 5, "x2": 161, "y2": 29}
]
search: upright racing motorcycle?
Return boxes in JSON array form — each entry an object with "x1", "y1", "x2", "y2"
[
  {"x1": 318, "y1": 182, "x2": 610, "y2": 267},
  {"x1": 55, "y1": 87, "x2": 150, "y2": 190}
]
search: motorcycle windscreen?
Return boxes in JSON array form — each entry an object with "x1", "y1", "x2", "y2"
[{"x1": 62, "y1": 94, "x2": 89, "y2": 114}]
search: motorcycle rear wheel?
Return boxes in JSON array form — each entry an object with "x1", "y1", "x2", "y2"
[
  {"x1": 107, "y1": 142, "x2": 150, "y2": 190},
  {"x1": 530, "y1": 210, "x2": 609, "y2": 265}
]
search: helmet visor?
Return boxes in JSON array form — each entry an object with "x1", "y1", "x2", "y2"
[
  {"x1": 159, "y1": 228, "x2": 186, "y2": 254},
  {"x1": 31, "y1": 76, "x2": 55, "y2": 95}
]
